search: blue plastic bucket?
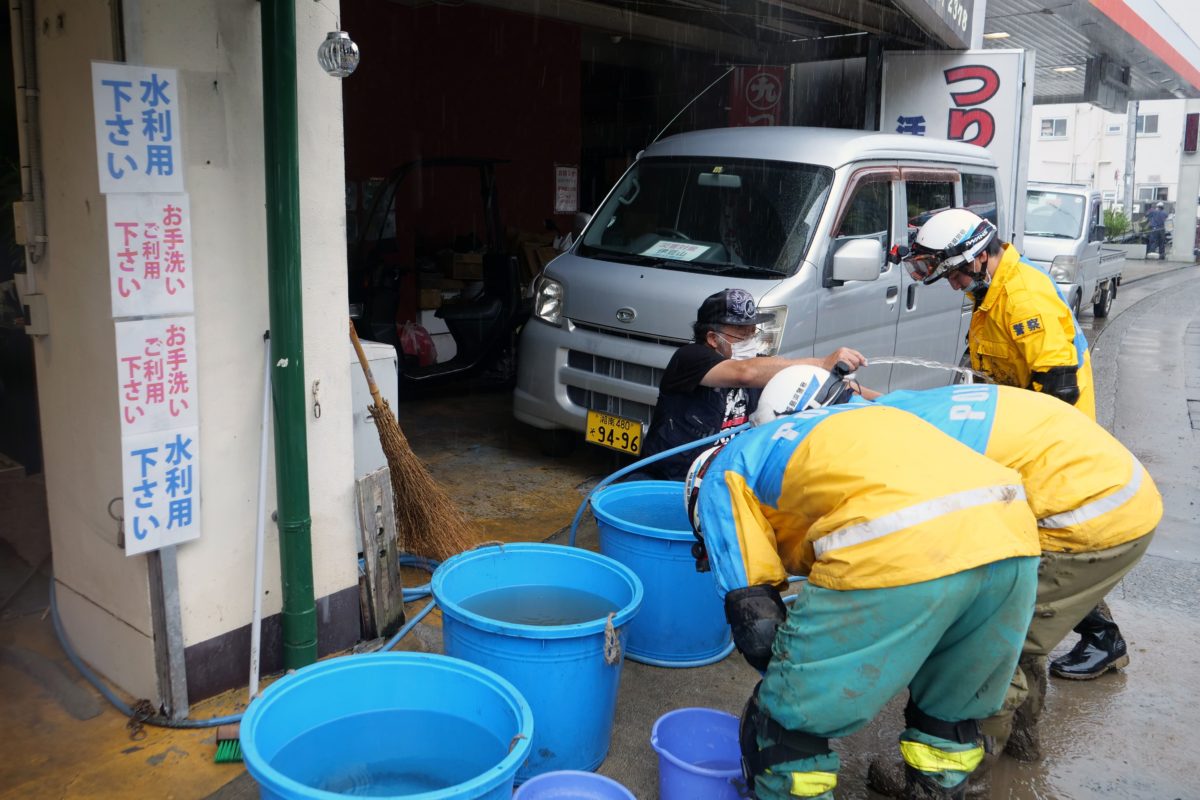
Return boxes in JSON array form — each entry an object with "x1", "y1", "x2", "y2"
[
  {"x1": 512, "y1": 770, "x2": 636, "y2": 799},
  {"x1": 651, "y1": 707, "x2": 743, "y2": 800},
  {"x1": 591, "y1": 481, "x2": 732, "y2": 666},
  {"x1": 432, "y1": 543, "x2": 643, "y2": 782},
  {"x1": 239, "y1": 652, "x2": 533, "y2": 800}
]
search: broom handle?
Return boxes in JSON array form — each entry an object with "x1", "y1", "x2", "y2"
[{"x1": 348, "y1": 320, "x2": 386, "y2": 409}]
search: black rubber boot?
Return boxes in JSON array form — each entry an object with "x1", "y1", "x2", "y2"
[
  {"x1": 1050, "y1": 604, "x2": 1129, "y2": 680},
  {"x1": 866, "y1": 761, "x2": 975, "y2": 800},
  {"x1": 903, "y1": 765, "x2": 968, "y2": 800}
]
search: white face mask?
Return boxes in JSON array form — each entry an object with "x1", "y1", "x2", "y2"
[{"x1": 726, "y1": 335, "x2": 760, "y2": 360}]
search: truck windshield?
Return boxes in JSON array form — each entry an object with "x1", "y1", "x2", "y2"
[
  {"x1": 1025, "y1": 191, "x2": 1087, "y2": 239},
  {"x1": 578, "y1": 157, "x2": 833, "y2": 276}
]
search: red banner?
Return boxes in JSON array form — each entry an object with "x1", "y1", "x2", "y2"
[{"x1": 728, "y1": 67, "x2": 787, "y2": 127}]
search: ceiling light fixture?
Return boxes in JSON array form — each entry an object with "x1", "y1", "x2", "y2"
[
  {"x1": 982, "y1": 31, "x2": 1011, "y2": 39},
  {"x1": 1052, "y1": 66, "x2": 1078, "y2": 73}
]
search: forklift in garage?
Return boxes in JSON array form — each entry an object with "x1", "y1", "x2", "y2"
[{"x1": 348, "y1": 157, "x2": 529, "y2": 391}]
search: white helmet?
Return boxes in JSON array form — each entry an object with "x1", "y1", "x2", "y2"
[
  {"x1": 750, "y1": 365, "x2": 847, "y2": 426},
  {"x1": 906, "y1": 208, "x2": 997, "y2": 284}
]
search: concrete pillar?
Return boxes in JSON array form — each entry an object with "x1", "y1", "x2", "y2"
[{"x1": 1173, "y1": 99, "x2": 1200, "y2": 261}]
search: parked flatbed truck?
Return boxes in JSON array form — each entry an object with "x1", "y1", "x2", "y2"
[{"x1": 1023, "y1": 182, "x2": 1125, "y2": 318}]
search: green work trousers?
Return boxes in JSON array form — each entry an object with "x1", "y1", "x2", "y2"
[{"x1": 753, "y1": 557, "x2": 1038, "y2": 800}]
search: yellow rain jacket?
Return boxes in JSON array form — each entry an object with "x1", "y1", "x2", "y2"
[
  {"x1": 969, "y1": 244, "x2": 1096, "y2": 420},
  {"x1": 876, "y1": 386, "x2": 1162, "y2": 553},
  {"x1": 695, "y1": 404, "x2": 1040, "y2": 594}
]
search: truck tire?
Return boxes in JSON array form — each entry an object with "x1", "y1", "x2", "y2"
[
  {"x1": 538, "y1": 428, "x2": 577, "y2": 458},
  {"x1": 1093, "y1": 280, "x2": 1113, "y2": 318},
  {"x1": 1069, "y1": 290, "x2": 1082, "y2": 318}
]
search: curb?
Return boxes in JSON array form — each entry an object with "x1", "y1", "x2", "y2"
[{"x1": 1119, "y1": 262, "x2": 1199, "y2": 287}]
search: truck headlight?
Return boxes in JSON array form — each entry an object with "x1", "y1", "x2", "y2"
[
  {"x1": 534, "y1": 276, "x2": 564, "y2": 326},
  {"x1": 755, "y1": 305, "x2": 788, "y2": 356},
  {"x1": 1049, "y1": 255, "x2": 1079, "y2": 283}
]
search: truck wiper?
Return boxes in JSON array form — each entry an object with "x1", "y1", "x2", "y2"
[
  {"x1": 583, "y1": 248, "x2": 673, "y2": 267},
  {"x1": 709, "y1": 264, "x2": 786, "y2": 277},
  {"x1": 1024, "y1": 231, "x2": 1075, "y2": 239}
]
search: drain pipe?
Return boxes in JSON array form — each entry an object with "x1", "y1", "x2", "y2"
[
  {"x1": 261, "y1": 0, "x2": 317, "y2": 669},
  {"x1": 9, "y1": 0, "x2": 48, "y2": 266}
]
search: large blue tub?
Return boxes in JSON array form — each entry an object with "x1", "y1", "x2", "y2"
[
  {"x1": 432, "y1": 543, "x2": 642, "y2": 782},
  {"x1": 239, "y1": 652, "x2": 533, "y2": 799},
  {"x1": 591, "y1": 481, "x2": 732, "y2": 667}
]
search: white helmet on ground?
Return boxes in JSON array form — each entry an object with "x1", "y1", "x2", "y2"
[
  {"x1": 906, "y1": 208, "x2": 997, "y2": 285},
  {"x1": 750, "y1": 365, "x2": 847, "y2": 426}
]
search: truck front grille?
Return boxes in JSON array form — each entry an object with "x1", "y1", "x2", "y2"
[{"x1": 566, "y1": 387, "x2": 653, "y2": 426}]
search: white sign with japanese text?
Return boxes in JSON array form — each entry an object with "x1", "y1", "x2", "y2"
[
  {"x1": 122, "y1": 426, "x2": 200, "y2": 555},
  {"x1": 106, "y1": 194, "x2": 193, "y2": 318},
  {"x1": 115, "y1": 316, "x2": 199, "y2": 434},
  {"x1": 555, "y1": 166, "x2": 579, "y2": 214},
  {"x1": 880, "y1": 50, "x2": 1034, "y2": 248},
  {"x1": 92, "y1": 62, "x2": 184, "y2": 194}
]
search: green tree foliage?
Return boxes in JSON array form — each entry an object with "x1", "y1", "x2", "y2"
[{"x1": 1102, "y1": 207, "x2": 1129, "y2": 241}]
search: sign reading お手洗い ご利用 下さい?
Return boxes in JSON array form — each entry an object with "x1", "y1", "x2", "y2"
[{"x1": 106, "y1": 194, "x2": 193, "y2": 318}]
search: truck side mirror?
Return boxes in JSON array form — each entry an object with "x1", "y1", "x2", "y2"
[
  {"x1": 831, "y1": 238, "x2": 884, "y2": 282},
  {"x1": 1090, "y1": 224, "x2": 1106, "y2": 243}
]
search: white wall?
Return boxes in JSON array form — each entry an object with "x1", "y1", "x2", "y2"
[
  {"x1": 28, "y1": 0, "x2": 357, "y2": 699},
  {"x1": 1029, "y1": 99, "x2": 1190, "y2": 211}
]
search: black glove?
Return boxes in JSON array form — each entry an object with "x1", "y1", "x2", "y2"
[{"x1": 724, "y1": 585, "x2": 787, "y2": 672}]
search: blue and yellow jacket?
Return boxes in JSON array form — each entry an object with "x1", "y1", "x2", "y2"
[
  {"x1": 970, "y1": 244, "x2": 1096, "y2": 420},
  {"x1": 696, "y1": 404, "x2": 1040, "y2": 596},
  {"x1": 875, "y1": 385, "x2": 1161, "y2": 553}
]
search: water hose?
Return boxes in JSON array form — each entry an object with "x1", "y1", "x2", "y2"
[
  {"x1": 567, "y1": 424, "x2": 748, "y2": 547},
  {"x1": 49, "y1": 578, "x2": 244, "y2": 729}
]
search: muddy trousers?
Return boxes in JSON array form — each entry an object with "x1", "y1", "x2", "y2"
[
  {"x1": 980, "y1": 533, "x2": 1153, "y2": 757},
  {"x1": 750, "y1": 557, "x2": 1038, "y2": 800}
]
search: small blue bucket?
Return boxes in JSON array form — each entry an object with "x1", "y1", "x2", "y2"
[
  {"x1": 512, "y1": 770, "x2": 636, "y2": 799},
  {"x1": 591, "y1": 481, "x2": 732, "y2": 666},
  {"x1": 239, "y1": 652, "x2": 533, "y2": 800},
  {"x1": 651, "y1": 707, "x2": 743, "y2": 800},
  {"x1": 432, "y1": 543, "x2": 642, "y2": 782}
]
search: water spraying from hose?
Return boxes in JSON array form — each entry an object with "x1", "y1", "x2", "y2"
[{"x1": 865, "y1": 356, "x2": 992, "y2": 384}]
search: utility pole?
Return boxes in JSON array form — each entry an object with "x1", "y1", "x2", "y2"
[{"x1": 1123, "y1": 100, "x2": 1138, "y2": 214}]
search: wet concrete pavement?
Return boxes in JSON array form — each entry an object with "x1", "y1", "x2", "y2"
[{"x1": 3, "y1": 263, "x2": 1197, "y2": 799}]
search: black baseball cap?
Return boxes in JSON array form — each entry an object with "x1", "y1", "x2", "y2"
[{"x1": 697, "y1": 288, "x2": 770, "y2": 326}]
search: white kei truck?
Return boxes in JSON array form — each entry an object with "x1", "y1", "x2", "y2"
[{"x1": 1023, "y1": 182, "x2": 1125, "y2": 318}]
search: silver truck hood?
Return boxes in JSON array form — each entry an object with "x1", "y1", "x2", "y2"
[
  {"x1": 1021, "y1": 236, "x2": 1076, "y2": 264},
  {"x1": 547, "y1": 252, "x2": 785, "y2": 342}
]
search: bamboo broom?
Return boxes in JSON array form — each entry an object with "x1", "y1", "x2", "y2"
[{"x1": 349, "y1": 320, "x2": 478, "y2": 561}]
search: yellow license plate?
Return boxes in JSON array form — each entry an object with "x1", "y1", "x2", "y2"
[{"x1": 585, "y1": 410, "x2": 644, "y2": 455}]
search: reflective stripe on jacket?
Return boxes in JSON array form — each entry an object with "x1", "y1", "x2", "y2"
[
  {"x1": 696, "y1": 404, "x2": 1040, "y2": 595},
  {"x1": 876, "y1": 385, "x2": 1162, "y2": 553},
  {"x1": 970, "y1": 244, "x2": 1096, "y2": 420}
]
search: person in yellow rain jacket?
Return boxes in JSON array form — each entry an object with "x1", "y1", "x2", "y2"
[
  {"x1": 905, "y1": 207, "x2": 1095, "y2": 419},
  {"x1": 905, "y1": 208, "x2": 1127, "y2": 682},
  {"x1": 685, "y1": 367, "x2": 1041, "y2": 800},
  {"x1": 864, "y1": 384, "x2": 1161, "y2": 795}
]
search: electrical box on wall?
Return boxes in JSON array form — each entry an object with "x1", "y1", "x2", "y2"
[
  {"x1": 1185, "y1": 113, "x2": 1199, "y2": 154},
  {"x1": 1083, "y1": 56, "x2": 1131, "y2": 114},
  {"x1": 23, "y1": 294, "x2": 49, "y2": 336}
]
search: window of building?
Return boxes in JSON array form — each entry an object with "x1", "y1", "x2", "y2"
[
  {"x1": 1040, "y1": 118, "x2": 1067, "y2": 138},
  {"x1": 1136, "y1": 114, "x2": 1159, "y2": 135},
  {"x1": 1136, "y1": 186, "x2": 1168, "y2": 203},
  {"x1": 1101, "y1": 190, "x2": 1116, "y2": 207}
]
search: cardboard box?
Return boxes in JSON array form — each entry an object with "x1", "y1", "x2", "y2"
[
  {"x1": 418, "y1": 288, "x2": 442, "y2": 309},
  {"x1": 439, "y1": 251, "x2": 485, "y2": 281}
]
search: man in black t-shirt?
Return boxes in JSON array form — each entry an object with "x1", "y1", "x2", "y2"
[{"x1": 640, "y1": 288, "x2": 870, "y2": 480}]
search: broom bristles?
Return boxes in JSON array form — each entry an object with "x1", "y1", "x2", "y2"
[{"x1": 368, "y1": 400, "x2": 479, "y2": 562}]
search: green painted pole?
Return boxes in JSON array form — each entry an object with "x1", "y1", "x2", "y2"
[{"x1": 261, "y1": 0, "x2": 317, "y2": 669}]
